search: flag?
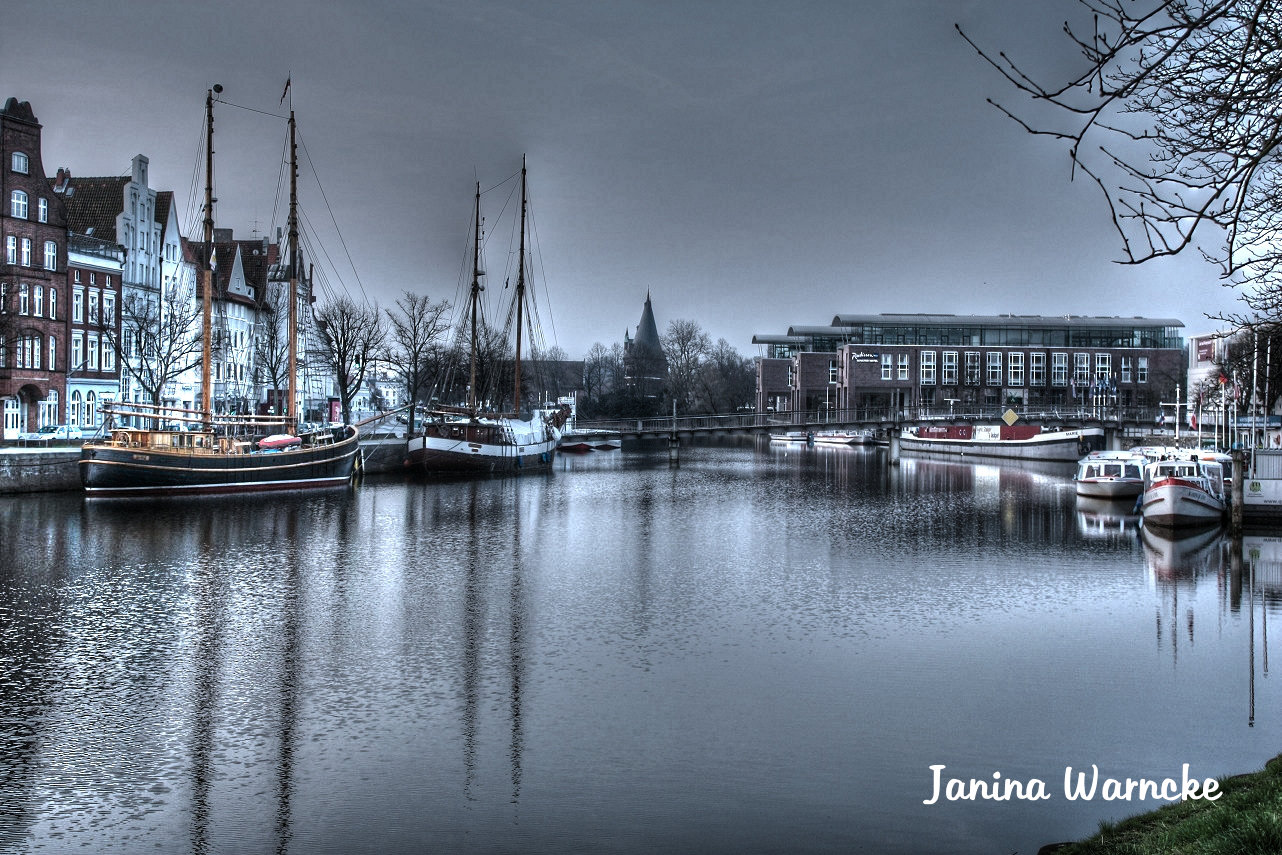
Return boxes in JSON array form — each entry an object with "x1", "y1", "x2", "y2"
[
  {"x1": 210, "y1": 246, "x2": 217, "y2": 271},
  {"x1": 1190, "y1": 412, "x2": 1199, "y2": 430},
  {"x1": 280, "y1": 76, "x2": 291, "y2": 105}
]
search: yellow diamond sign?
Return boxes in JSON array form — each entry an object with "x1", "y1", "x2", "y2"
[{"x1": 1002, "y1": 408, "x2": 1019, "y2": 426}]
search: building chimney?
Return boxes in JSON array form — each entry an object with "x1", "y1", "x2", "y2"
[{"x1": 53, "y1": 167, "x2": 70, "y2": 193}]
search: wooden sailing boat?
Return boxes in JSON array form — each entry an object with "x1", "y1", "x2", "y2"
[
  {"x1": 405, "y1": 158, "x2": 570, "y2": 475},
  {"x1": 79, "y1": 86, "x2": 361, "y2": 496}
]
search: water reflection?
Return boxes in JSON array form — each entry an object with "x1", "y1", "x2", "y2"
[
  {"x1": 1075, "y1": 496, "x2": 1141, "y2": 542},
  {"x1": 5, "y1": 447, "x2": 1282, "y2": 855}
]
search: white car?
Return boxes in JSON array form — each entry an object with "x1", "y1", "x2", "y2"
[{"x1": 17, "y1": 424, "x2": 83, "y2": 442}]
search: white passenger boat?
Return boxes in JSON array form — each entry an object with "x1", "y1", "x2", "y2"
[
  {"x1": 812, "y1": 429, "x2": 874, "y2": 446},
  {"x1": 769, "y1": 431, "x2": 814, "y2": 445},
  {"x1": 1140, "y1": 456, "x2": 1227, "y2": 528},
  {"x1": 1072, "y1": 450, "x2": 1147, "y2": 499}
]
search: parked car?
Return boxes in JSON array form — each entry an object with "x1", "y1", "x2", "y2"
[{"x1": 17, "y1": 424, "x2": 83, "y2": 443}]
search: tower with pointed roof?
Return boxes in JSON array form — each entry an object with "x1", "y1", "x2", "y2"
[{"x1": 623, "y1": 291, "x2": 667, "y2": 403}]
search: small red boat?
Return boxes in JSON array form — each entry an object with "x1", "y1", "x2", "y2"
[{"x1": 258, "y1": 434, "x2": 302, "y2": 451}]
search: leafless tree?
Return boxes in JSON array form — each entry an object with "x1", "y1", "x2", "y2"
[
  {"x1": 102, "y1": 284, "x2": 206, "y2": 413},
  {"x1": 959, "y1": 0, "x2": 1282, "y2": 322},
  {"x1": 662, "y1": 318, "x2": 712, "y2": 413},
  {"x1": 697, "y1": 338, "x2": 756, "y2": 413},
  {"x1": 314, "y1": 294, "x2": 386, "y2": 425},
  {"x1": 383, "y1": 290, "x2": 451, "y2": 432}
]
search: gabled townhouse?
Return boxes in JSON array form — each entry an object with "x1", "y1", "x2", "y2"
[
  {"x1": 57, "y1": 154, "x2": 173, "y2": 424},
  {"x1": 189, "y1": 229, "x2": 276, "y2": 414},
  {"x1": 0, "y1": 98, "x2": 68, "y2": 439},
  {"x1": 65, "y1": 233, "x2": 124, "y2": 429}
]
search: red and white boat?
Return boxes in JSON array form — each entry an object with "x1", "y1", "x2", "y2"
[{"x1": 1140, "y1": 456, "x2": 1226, "y2": 528}]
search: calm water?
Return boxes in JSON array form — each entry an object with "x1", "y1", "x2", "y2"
[{"x1": 2, "y1": 440, "x2": 1281, "y2": 854}]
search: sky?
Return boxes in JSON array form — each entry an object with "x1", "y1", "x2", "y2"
[{"x1": 0, "y1": 0, "x2": 1241, "y2": 359}]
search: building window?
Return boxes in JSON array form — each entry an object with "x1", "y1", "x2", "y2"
[
  {"x1": 88, "y1": 291, "x2": 99, "y2": 324},
  {"x1": 48, "y1": 336, "x2": 55, "y2": 370},
  {"x1": 48, "y1": 287, "x2": 55, "y2": 320},
  {"x1": 5, "y1": 236, "x2": 14, "y2": 264},
  {"x1": 898, "y1": 353, "x2": 910, "y2": 381},
  {"x1": 72, "y1": 334, "x2": 82, "y2": 372},
  {"x1": 920, "y1": 350, "x2": 937, "y2": 385},
  {"x1": 102, "y1": 338, "x2": 115, "y2": 371},
  {"x1": 1052, "y1": 352, "x2": 1068, "y2": 386},
  {"x1": 1073, "y1": 353, "x2": 1091, "y2": 386},
  {"x1": 37, "y1": 197, "x2": 47, "y2": 223},
  {"x1": 987, "y1": 352, "x2": 1002, "y2": 385},
  {"x1": 11, "y1": 152, "x2": 28, "y2": 174},
  {"x1": 73, "y1": 288, "x2": 83, "y2": 322},
  {"x1": 1030, "y1": 352, "x2": 1046, "y2": 387},
  {"x1": 942, "y1": 351, "x2": 958, "y2": 385},
  {"x1": 1095, "y1": 352, "x2": 1111, "y2": 382},
  {"x1": 18, "y1": 283, "x2": 28, "y2": 315},
  {"x1": 829, "y1": 359, "x2": 838, "y2": 384},
  {"x1": 1008, "y1": 352, "x2": 1024, "y2": 386},
  {"x1": 1138, "y1": 356, "x2": 1149, "y2": 383},
  {"x1": 88, "y1": 334, "x2": 99, "y2": 370},
  {"x1": 20, "y1": 238, "x2": 31, "y2": 267},
  {"x1": 43, "y1": 240, "x2": 56, "y2": 271},
  {"x1": 881, "y1": 353, "x2": 892, "y2": 381},
  {"x1": 33, "y1": 285, "x2": 42, "y2": 317},
  {"x1": 10, "y1": 190, "x2": 28, "y2": 219},
  {"x1": 89, "y1": 272, "x2": 96, "y2": 286},
  {"x1": 1121, "y1": 357, "x2": 1132, "y2": 383},
  {"x1": 965, "y1": 351, "x2": 981, "y2": 385},
  {"x1": 103, "y1": 293, "x2": 114, "y2": 325}
]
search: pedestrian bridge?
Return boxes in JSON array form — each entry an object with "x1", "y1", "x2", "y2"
[{"x1": 574, "y1": 406, "x2": 1171, "y2": 443}]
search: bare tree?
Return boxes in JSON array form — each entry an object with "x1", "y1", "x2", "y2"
[
  {"x1": 314, "y1": 294, "x2": 386, "y2": 425},
  {"x1": 383, "y1": 290, "x2": 451, "y2": 433},
  {"x1": 698, "y1": 338, "x2": 756, "y2": 413},
  {"x1": 252, "y1": 283, "x2": 291, "y2": 414},
  {"x1": 103, "y1": 284, "x2": 205, "y2": 415},
  {"x1": 582, "y1": 342, "x2": 615, "y2": 400},
  {"x1": 959, "y1": 1, "x2": 1282, "y2": 321},
  {"x1": 662, "y1": 318, "x2": 712, "y2": 413}
]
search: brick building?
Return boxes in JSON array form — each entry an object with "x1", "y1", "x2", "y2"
[
  {"x1": 755, "y1": 313, "x2": 1186, "y2": 420},
  {"x1": 0, "y1": 98, "x2": 68, "y2": 439}
]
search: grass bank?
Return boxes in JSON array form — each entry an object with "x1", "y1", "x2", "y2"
[{"x1": 1043, "y1": 753, "x2": 1282, "y2": 854}]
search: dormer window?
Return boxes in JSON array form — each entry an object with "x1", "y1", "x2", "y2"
[{"x1": 11, "y1": 152, "x2": 28, "y2": 174}]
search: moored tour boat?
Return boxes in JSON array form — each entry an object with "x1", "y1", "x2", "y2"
[
  {"x1": 80, "y1": 87, "x2": 360, "y2": 497},
  {"x1": 813, "y1": 429, "x2": 875, "y2": 446},
  {"x1": 1140, "y1": 455, "x2": 1226, "y2": 529},
  {"x1": 900, "y1": 424, "x2": 1104, "y2": 463},
  {"x1": 404, "y1": 160, "x2": 570, "y2": 476},
  {"x1": 1073, "y1": 450, "x2": 1147, "y2": 498}
]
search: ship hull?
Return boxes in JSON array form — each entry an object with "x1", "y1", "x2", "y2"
[
  {"x1": 80, "y1": 428, "x2": 361, "y2": 496},
  {"x1": 405, "y1": 433, "x2": 558, "y2": 474}
]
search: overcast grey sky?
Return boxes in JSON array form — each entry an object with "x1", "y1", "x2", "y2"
[{"x1": 1, "y1": 0, "x2": 1237, "y2": 358}]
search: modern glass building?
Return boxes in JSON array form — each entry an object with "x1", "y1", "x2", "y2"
[{"x1": 754, "y1": 313, "x2": 1185, "y2": 418}]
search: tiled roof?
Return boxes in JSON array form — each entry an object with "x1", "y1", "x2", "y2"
[
  {"x1": 60, "y1": 177, "x2": 127, "y2": 241},
  {"x1": 154, "y1": 190, "x2": 173, "y2": 235}
]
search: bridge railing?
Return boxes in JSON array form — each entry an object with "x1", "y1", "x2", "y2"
[{"x1": 576, "y1": 405, "x2": 1175, "y2": 435}]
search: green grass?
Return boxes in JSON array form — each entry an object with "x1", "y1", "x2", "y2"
[{"x1": 1046, "y1": 754, "x2": 1282, "y2": 854}]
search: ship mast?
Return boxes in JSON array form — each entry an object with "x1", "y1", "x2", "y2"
[
  {"x1": 468, "y1": 181, "x2": 481, "y2": 414},
  {"x1": 287, "y1": 110, "x2": 299, "y2": 430},
  {"x1": 201, "y1": 85, "x2": 220, "y2": 426},
  {"x1": 512, "y1": 155, "x2": 527, "y2": 415}
]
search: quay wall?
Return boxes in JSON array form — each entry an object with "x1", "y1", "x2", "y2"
[{"x1": 0, "y1": 448, "x2": 81, "y2": 494}]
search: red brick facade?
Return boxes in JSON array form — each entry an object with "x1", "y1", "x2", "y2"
[{"x1": 1, "y1": 98, "x2": 68, "y2": 436}]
